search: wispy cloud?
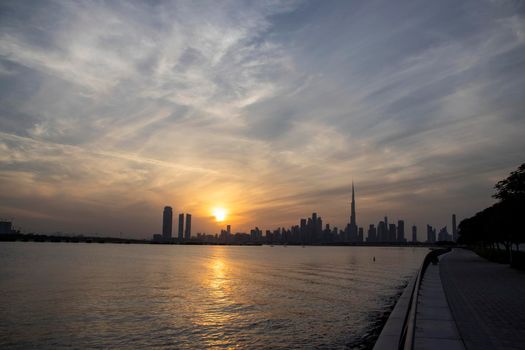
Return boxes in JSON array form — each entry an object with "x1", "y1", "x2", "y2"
[{"x1": 0, "y1": 0, "x2": 524, "y2": 237}]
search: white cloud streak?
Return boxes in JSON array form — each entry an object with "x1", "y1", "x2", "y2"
[{"x1": 0, "y1": 0, "x2": 524, "y2": 238}]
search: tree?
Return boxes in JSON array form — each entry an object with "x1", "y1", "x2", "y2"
[
  {"x1": 458, "y1": 163, "x2": 525, "y2": 266},
  {"x1": 493, "y1": 163, "x2": 525, "y2": 202}
]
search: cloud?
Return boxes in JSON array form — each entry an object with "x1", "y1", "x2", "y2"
[{"x1": 0, "y1": 0, "x2": 524, "y2": 238}]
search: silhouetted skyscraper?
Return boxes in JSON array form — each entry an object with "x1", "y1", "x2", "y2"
[
  {"x1": 300, "y1": 218, "x2": 307, "y2": 243},
  {"x1": 412, "y1": 225, "x2": 417, "y2": 242},
  {"x1": 427, "y1": 225, "x2": 436, "y2": 243},
  {"x1": 452, "y1": 214, "x2": 457, "y2": 241},
  {"x1": 311, "y1": 213, "x2": 318, "y2": 242},
  {"x1": 388, "y1": 224, "x2": 396, "y2": 242},
  {"x1": 367, "y1": 224, "x2": 377, "y2": 242},
  {"x1": 178, "y1": 213, "x2": 184, "y2": 241},
  {"x1": 350, "y1": 182, "x2": 356, "y2": 227},
  {"x1": 347, "y1": 182, "x2": 358, "y2": 241},
  {"x1": 162, "y1": 206, "x2": 172, "y2": 241},
  {"x1": 317, "y1": 216, "x2": 323, "y2": 241},
  {"x1": 397, "y1": 220, "x2": 405, "y2": 242},
  {"x1": 378, "y1": 221, "x2": 387, "y2": 242},
  {"x1": 185, "y1": 214, "x2": 192, "y2": 240},
  {"x1": 438, "y1": 226, "x2": 452, "y2": 241}
]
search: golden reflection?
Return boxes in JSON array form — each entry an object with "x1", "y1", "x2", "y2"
[
  {"x1": 193, "y1": 248, "x2": 235, "y2": 331},
  {"x1": 210, "y1": 259, "x2": 226, "y2": 290},
  {"x1": 185, "y1": 247, "x2": 252, "y2": 348}
]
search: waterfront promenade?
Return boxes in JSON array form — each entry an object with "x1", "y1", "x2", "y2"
[
  {"x1": 374, "y1": 248, "x2": 525, "y2": 349},
  {"x1": 440, "y1": 249, "x2": 525, "y2": 350},
  {"x1": 414, "y1": 260, "x2": 463, "y2": 349}
]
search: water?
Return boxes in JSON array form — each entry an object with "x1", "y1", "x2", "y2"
[{"x1": 0, "y1": 243, "x2": 428, "y2": 349}]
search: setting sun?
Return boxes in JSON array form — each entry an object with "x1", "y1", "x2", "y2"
[{"x1": 212, "y1": 208, "x2": 227, "y2": 222}]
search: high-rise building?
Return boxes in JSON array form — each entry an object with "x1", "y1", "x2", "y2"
[
  {"x1": 185, "y1": 214, "x2": 192, "y2": 241},
  {"x1": 250, "y1": 227, "x2": 262, "y2": 241},
  {"x1": 452, "y1": 214, "x2": 457, "y2": 241},
  {"x1": 397, "y1": 220, "x2": 405, "y2": 242},
  {"x1": 348, "y1": 182, "x2": 358, "y2": 241},
  {"x1": 378, "y1": 221, "x2": 387, "y2": 242},
  {"x1": 178, "y1": 213, "x2": 184, "y2": 241},
  {"x1": 317, "y1": 216, "x2": 323, "y2": 241},
  {"x1": 162, "y1": 206, "x2": 173, "y2": 241},
  {"x1": 388, "y1": 224, "x2": 397, "y2": 242},
  {"x1": 438, "y1": 226, "x2": 452, "y2": 241},
  {"x1": 412, "y1": 225, "x2": 417, "y2": 242},
  {"x1": 367, "y1": 224, "x2": 377, "y2": 242},
  {"x1": 300, "y1": 218, "x2": 307, "y2": 243},
  {"x1": 311, "y1": 213, "x2": 318, "y2": 242},
  {"x1": 427, "y1": 225, "x2": 436, "y2": 243}
]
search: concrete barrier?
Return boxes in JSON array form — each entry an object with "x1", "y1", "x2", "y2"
[
  {"x1": 373, "y1": 248, "x2": 451, "y2": 350},
  {"x1": 373, "y1": 273, "x2": 416, "y2": 350}
]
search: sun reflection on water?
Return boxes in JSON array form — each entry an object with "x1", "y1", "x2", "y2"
[
  {"x1": 193, "y1": 248, "x2": 237, "y2": 333},
  {"x1": 209, "y1": 258, "x2": 227, "y2": 297}
]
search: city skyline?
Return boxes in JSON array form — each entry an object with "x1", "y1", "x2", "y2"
[
  {"x1": 156, "y1": 185, "x2": 458, "y2": 244},
  {"x1": 1, "y1": 1, "x2": 524, "y2": 237}
]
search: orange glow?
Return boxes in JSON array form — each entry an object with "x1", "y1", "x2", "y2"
[{"x1": 212, "y1": 207, "x2": 227, "y2": 222}]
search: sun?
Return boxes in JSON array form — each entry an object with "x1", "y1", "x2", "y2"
[{"x1": 212, "y1": 208, "x2": 227, "y2": 222}]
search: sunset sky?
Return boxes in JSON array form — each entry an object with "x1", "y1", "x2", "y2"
[{"x1": 1, "y1": 0, "x2": 524, "y2": 238}]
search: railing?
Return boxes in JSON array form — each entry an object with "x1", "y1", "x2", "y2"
[{"x1": 398, "y1": 248, "x2": 450, "y2": 350}]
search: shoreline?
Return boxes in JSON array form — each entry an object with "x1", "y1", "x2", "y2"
[{"x1": 0, "y1": 233, "x2": 448, "y2": 247}]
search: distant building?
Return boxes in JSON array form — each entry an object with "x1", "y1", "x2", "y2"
[
  {"x1": 397, "y1": 220, "x2": 405, "y2": 243},
  {"x1": 312, "y1": 212, "x2": 318, "y2": 242},
  {"x1": 348, "y1": 182, "x2": 358, "y2": 241},
  {"x1": 300, "y1": 218, "x2": 307, "y2": 243},
  {"x1": 317, "y1": 216, "x2": 323, "y2": 241},
  {"x1": 452, "y1": 214, "x2": 457, "y2": 241},
  {"x1": 178, "y1": 213, "x2": 184, "y2": 241},
  {"x1": 185, "y1": 214, "x2": 192, "y2": 241},
  {"x1": 412, "y1": 225, "x2": 417, "y2": 243},
  {"x1": 250, "y1": 227, "x2": 262, "y2": 241},
  {"x1": 367, "y1": 224, "x2": 377, "y2": 242},
  {"x1": 0, "y1": 221, "x2": 13, "y2": 234},
  {"x1": 427, "y1": 225, "x2": 436, "y2": 243},
  {"x1": 377, "y1": 221, "x2": 387, "y2": 242},
  {"x1": 438, "y1": 226, "x2": 452, "y2": 242},
  {"x1": 162, "y1": 206, "x2": 172, "y2": 241},
  {"x1": 388, "y1": 224, "x2": 396, "y2": 242}
]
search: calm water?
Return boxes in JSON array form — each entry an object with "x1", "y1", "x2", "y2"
[{"x1": 0, "y1": 243, "x2": 428, "y2": 349}]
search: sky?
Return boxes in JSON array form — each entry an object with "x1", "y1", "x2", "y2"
[{"x1": 1, "y1": 0, "x2": 524, "y2": 239}]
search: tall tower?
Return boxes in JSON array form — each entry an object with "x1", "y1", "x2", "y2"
[
  {"x1": 162, "y1": 206, "x2": 173, "y2": 241},
  {"x1": 185, "y1": 213, "x2": 192, "y2": 241},
  {"x1": 350, "y1": 182, "x2": 356, "y2": 227},
  {"x1": 397, "y1": 220, "x2": 405, "y2": 242},
  {"x1": 178, "y1": 213, "x2": 184, "y2": 241},
  {"x1": 348, "y1": 182, "x2": 358, "y2": 240}
]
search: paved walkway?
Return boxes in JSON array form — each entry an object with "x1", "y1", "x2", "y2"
[
  {"x1": 414, "y1": 258, "x2": 464, "y2": 350},
  {"x1": 440, "y1": 249, "x2": 525, "y2": 350}
]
